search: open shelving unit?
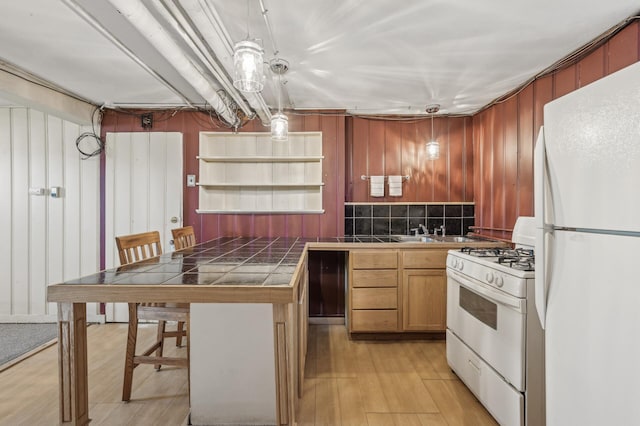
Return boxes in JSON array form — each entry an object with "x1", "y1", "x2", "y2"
[{"x1": 197, "y1": 132, "x2": 324, "y2": 214}]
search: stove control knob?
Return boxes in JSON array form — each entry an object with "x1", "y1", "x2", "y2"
[
  {"x1": 458, "y1": 260, "x2": 464, "y2": 271},
  {"x1": 485, "y1": 272, "x2": 494, "y2": 284},
  {"x1": 496, "y1": 275, "x2": 504, "y2": 287}
]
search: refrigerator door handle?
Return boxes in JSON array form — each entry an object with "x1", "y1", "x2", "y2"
[{"x1": 534, "y1": 126, "x2": 548, "y2": 329}]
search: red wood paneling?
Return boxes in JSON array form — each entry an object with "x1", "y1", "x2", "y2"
[
  {"x1": 449, "y1": 117, "x2": 464, "y2": 201},
  {"x1": 503, "y1": 97, "x2": 518, "y2": 228},
  {"x1": 553, "y1": 65, "x2": 577, "y2": 98},
  {"x1": 351, "y1": 118, "x2": 369, "y2": 201},
  {"x1": 101, "y1": 110, "x2": 345, "y2": 239},
  {"x1": 517, "y1": 85, "x2": 534, "y2": 218},
  {"x1": 415, "y1": 118, "x2": 431, "y2": 201},
  {"x1": 401, "y1": 123, "x2": 418, "y2": 201},
  {"x1": 472, "y1": 22, "x2": 640, "y2": 239},
  {"x1": 464, "y1": 117, "x2": 474, "y2": 201},
  {"x1": 606, "y1": 22, "x2": 639, "y2": 74},
  {"x1": 579, "y1": 47, "x2": 605, "y2": 87}
]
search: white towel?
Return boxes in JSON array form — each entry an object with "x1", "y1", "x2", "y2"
[
  {"x1": 370, "y1": 175, "x2": 384, "y2": 197},
  {"x1": 388, "y1": 175, "x2": 403, "y2": 197}
]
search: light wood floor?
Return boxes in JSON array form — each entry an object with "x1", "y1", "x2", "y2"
[{"x1": 0, "y1": 324, "x2": 497, "y2": 426}]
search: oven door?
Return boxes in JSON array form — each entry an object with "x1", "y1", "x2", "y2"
[{"x1": 447, "y1": 267, "x2": 526, "y2": 391}]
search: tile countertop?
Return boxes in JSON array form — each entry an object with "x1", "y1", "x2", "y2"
[{"x1": 47, "y1": 236, "x2": 506, "y2": 304}]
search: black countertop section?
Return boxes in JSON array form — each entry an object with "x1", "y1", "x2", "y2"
[{"x1": 63, "y1": 237, "x2": 314, "y2": 287}]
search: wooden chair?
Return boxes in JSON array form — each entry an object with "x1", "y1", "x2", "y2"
[
  {"x1": 115, "y1": 231, "x2": 190, "y2": 402},
  {"x1": 171, "y1": 225, "x2": 196, "y2": 250}
]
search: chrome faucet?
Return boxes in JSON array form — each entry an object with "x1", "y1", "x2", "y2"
[
  {"x1": 419, "y1": 224, "x2": 428, "y2": 235},
  {"x1": 433, "y1": 225, "x2": 446, "y2": 237}
]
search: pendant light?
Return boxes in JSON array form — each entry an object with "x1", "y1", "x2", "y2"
[
  {"x1": 233, "y1": 0, "x2": 264, "y2": 93},
  {"x1": 270, "y1": 58, "x2": 289, "y2": 141},
  {"x1": 426, "y1": 104, "x2": 440, "y2": 160}
]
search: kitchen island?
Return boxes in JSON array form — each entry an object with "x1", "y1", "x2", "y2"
[{"x1": 47, "y1": 235, "x2": 505, "y2": 425}]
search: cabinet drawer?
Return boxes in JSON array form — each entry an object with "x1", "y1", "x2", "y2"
[
  {"x1": 352, "y1": 287, "x2": 397, "y2": 309},
  {"x1": 351, "y1": 310, "x2": 398, "y2": 332},
  {"x1": 351, "y1": 250, "x2": 397, "y2": 269},
  {"x1": 352, "y1": 269, "x2": 398, "y2": 288},
  {"x1": 402, "y1": 250, "x2": 448, "y2": 269}
]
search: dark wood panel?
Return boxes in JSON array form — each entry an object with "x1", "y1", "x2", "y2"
[
  {"x1": 415, "y1": 118, "x2": 431, "y2": 201},
  {"x1": 606, "y1": 22, "x2": 639, "y2": 74},
  {"x1": 533, "y1": 75, "x2": 553, "y2": 137},
  {"x1": 401, "y1": 123, "x2": 418, "y2": 201},
  {"x1": 492, "y1": 104, "x2": 505, "y2": 230},
  {"x1": 308, "y1": 251, "x2": 346, "y2": 317},
  {"x1": 464, "y1": 117, "x2": 474, "y2": 202},
  {"x1": 433, "y1": 117, "x2": 448, "y2": 201},
  {"x1": 517, "y1": 85, "x2": 535, "y2": 218},
  {"x1": 553, "y1": 64, "x2": 577, "y2": 98},
  {"x1": 449, "y1": 118, "x2": 464, "y2": 201},
  {"x1": 481, "y1": 109, "x2": 493, "y2": 229},
  {"x1": 320, "y1": 115, "x2": 339, "y2": 237},
  {"x1": 368, "y1": 120, "x2": 386, "y2": 203},
  {"x1": 579, "y1": 46, "x2": 605, "y2": 87},
  {"x1": 503, "y1": 97, "x2": 518, "y2": 227},
  {"x1": 351, "y1": 118, "x2": 369, "y2": 202}
]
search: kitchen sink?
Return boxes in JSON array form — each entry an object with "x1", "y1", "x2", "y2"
[
  {"x1": 440, "y1": 236, "x2": 475, "y2": 243},
  {"x1": 390, "y1": 235, "x2": 436, "y2": 242}
]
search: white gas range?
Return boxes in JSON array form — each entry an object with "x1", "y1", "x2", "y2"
[{"x1": 446, "y1": 217, "x2": 544, "y2": 426}]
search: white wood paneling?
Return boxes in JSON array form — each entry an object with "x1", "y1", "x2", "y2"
[
  {"x1": 0, "y1": 107, "x2": 100, "y2": 322},
  {"x1": 0, "y1": 109, "x2": 12, "y2": 315},
  {"x1": 105, "y1": 132, "x2": 183, "y2": 322}
]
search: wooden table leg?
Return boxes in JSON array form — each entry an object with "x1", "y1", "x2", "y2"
[{"x1": 57, "y1": 302, "x2": 89, "y2": 425}]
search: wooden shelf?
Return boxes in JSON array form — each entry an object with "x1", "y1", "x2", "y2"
[
  {"x1": 198, "y1": 131, "x2": 324, "y2": 214},
  {"x1": 196, "y1": 209, "x2": 326, "y2": 214},
  {"x1": 198, "y1": 183, "x2": 324, "y2": 188},
  {"x1": 198, "y1": 156, "x2": 323, "y2": 163}
]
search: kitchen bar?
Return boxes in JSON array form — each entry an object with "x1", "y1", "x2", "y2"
[{"x1": 47, "y1": 236, "x2": 502, "y2": 425}]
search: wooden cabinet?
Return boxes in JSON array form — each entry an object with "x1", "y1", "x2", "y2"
[
  {"x1": 402, "y1": 269, "x2": 447, "y2": 331},
  {"x1": 348, "y1": 250, "x2": 399, "y2": 332},
  {"x1": 296, "y1": 252, "x2": 309, "y2": 398},
  {"x1": 401, "y1": 249, "x2": 448, "y2": 332}
]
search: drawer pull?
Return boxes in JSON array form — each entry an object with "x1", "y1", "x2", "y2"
[{"x1": 468, "y1": 359, "x2": 481, "y2": 374}]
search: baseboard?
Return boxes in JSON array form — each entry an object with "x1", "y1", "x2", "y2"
[
  {"x1": 0, "y1": 314, "x2": 106, "y2": 324},
  {"x1": 309, "y1": 317, "x2": 345, "y2": 325}
]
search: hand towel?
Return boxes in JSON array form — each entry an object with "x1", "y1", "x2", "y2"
[
  {"x1": 370, "y1": 175, "x2": 384, "y2": 197},
  {"x1": 388, "y1": 175, "x2": 403, "y2": 197}
]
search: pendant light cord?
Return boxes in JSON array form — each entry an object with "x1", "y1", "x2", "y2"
[
  {"x1": 246, "y1": 0, "x2": 250, "y2": 39},
  {"x1": 277, "y1": 72, "x2": 282, "y2": 113}
]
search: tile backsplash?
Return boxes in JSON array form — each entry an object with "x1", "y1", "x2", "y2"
[{"x1": 344, "y1": 203, "x2": 474, "y2": 237}]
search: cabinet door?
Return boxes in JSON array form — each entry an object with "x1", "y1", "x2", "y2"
[
  {"x1": 402, "y1": 270, "x2": 447, "y2": 331},
  {"x1": 297, "y1": 253, "x2": 309, "y2": 398}
]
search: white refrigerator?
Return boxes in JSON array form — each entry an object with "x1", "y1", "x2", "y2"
[{"x1": 534, "y1": 61, "x2": 640, "y2": 426}]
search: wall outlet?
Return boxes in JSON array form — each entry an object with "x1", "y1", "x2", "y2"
[{"x1": 187, "y1": 174, "x2": 196, "y2": 187}]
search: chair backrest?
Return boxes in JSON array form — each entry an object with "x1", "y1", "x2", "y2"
[
  {"x1": 171, "y1": 226, "x2": 196, "y2": 250},
  {"x1": 115, "y1": 231, "x2": 163, "y2": 266}
]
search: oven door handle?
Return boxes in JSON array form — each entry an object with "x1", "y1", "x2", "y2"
[{"x1": 447, "y1": 269, "x2": 525, "y2": 313}]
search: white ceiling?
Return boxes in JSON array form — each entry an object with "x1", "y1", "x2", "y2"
[{"x1": 0, "y1": 0, "x2": 638, "y2": 120}]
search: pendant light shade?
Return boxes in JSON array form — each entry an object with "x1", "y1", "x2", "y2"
[
  {"x1": 233, "y1": 40, "x2": 264, "y2": 93},
  {"x1": 271, "y1": 112, "x2": 288, "y2": 141},
  {"x1": 270, "y1": 58, "x2": 289, "y2": 141},
  {"x1": 426, "y1": 104, "x2": 440, "y2": 160},
  {"x1": 426, "y1": 140, "x2": 440, "y2": 160}
]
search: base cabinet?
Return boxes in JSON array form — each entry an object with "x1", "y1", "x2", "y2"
[
  {"x1": 402, "y1": 269, "x2": 446, "y2": 331},
  {"x1": 348, "y1": 250, "x2": 399, "y2": 333}
]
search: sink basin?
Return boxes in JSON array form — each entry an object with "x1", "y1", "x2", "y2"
[
  {"x1": 390, "y1": 235, "x2": 436, "y2": 242},
  {"x1": 440, "y1": 236, "x2": 475, "y2": 243}
]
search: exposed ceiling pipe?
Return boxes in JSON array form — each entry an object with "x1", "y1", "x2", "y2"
[
  {"x1": 152, "y1": 0, "x2": 254, "y2": 118},
  {"x1": 62, "y1": 0, "x2": 196, "y2": 109},
  {"x1": 106, "y1": 0, "x2": 238, "y2": 126},
  {"x1": 258, "y1": 0, "x2": 292, "y2": 109},
  {"x1": 179, "y1": 0, "x2": 272, "y2": 125}
]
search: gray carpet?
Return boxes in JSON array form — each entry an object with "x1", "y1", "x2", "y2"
[{"x1": 0, "y1": 323, "x2": 58, "y2": 366}]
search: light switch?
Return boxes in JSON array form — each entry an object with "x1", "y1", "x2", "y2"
[
  {"x1": 187, "y1": 174, "x2": 196, "y2": 187},
  {"x1": 29, "y1": 187, "x2": 46, "y2": 196}
]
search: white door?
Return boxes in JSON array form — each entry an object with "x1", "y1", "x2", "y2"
[{"x1": 105, "y1": 132, "x2": 183, "y2": 322}]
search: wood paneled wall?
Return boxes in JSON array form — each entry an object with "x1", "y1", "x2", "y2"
[
  {"x1": 0, "y1": 107, "x2": 100, "y2": 321},
  {"x1": 345, "y1": 116, "x2": 474, "y2": 202},
  {"x1": 100, "y1": 111, "x2": 345, "y2": 241},
  {"x1": 472, "y1": 22, "x2": 640, "y2": 240}
]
